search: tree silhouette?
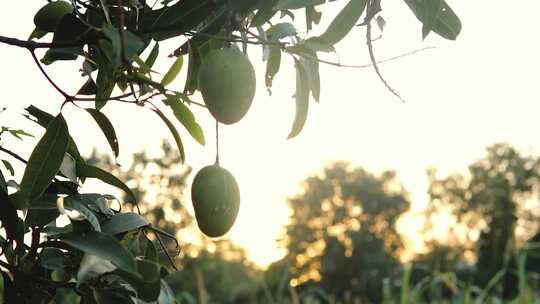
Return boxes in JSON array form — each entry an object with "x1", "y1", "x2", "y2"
[{"x1": 283, "y1": 162, "x2": 410, "y2": 302}]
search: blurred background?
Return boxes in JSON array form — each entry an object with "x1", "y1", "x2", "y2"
[{"x1": 2, "y1": 0, "x2": 540, "y2": 302}]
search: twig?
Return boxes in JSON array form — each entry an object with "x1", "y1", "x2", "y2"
[
  {"x1": 154, "y1": 231, "x2": 178, "y2": 271},
  {"x1": 30, "y1": 50, "x2": 71, "y2": 100},
  {"x1": 0, "y1": 146, "x2": 28, "y2": 164},
  {"x1": 288, "y1": 46, "x2": 434, "y2": 69},
  {"x1": 0, "y1": 35, "x2": 83, "y2": 50},
  {"x1": 365, "y1": 5, "x2": 405, "y2": 103}
]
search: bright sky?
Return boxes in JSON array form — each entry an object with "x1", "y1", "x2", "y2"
[{"x1": 2, "y1": 1, "x2": 540, "y2": 266}]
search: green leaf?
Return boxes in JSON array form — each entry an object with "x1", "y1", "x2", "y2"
[
  {"x1": 40, "y1": 248, "x2": 66, "y2": 270},
  {"x1": 265, "y1": 45, "x2": 282, "y2": 92},
  {"x1": 0, "y1": 188, "x2": 20, "y2": 243},
  {"x1": 25, "y1": 106, "x2": 85, "y2": 167},
  {"x1": 288, "y1": 59, "x2": 310, "y2": 139},
  {"x1": 144, "y1": 0, "x2": 221, "y2": 40},
  {"x1": 145, "y1": 238, "x2": 158, "y2": 263},
  {"x1": 95, "y1": 64, "x2": 115, "y2": 109},
  {"x1": 317, "y1": 0, "x2": 367, "y2": 46},
  {"x1": 77, "y1": 77, "x2": 97, "y2": 95},
  {"x1": 101, "y1": 213, "x2": 150, "y2": 235},
  {"x1": 298, "y1": 49, "x2": 320, "y2": 102},
  {"x1": 160, "y1": 55, "x2": 184, "y2": 86},
  {"x1": 250, "y1": 0, "x2": 279, "y2": 27},
  {"x1": 74, "y1": 193, "x2": 115, "y2": 216},
  {"x1": 403, "y1": 0, "x2": 461, "y2": 40},
  {"x1": 420, "y1": 0, "x2": 443, "y2": 38},
  {"x1": 145, "y1": 42, "x2": 160, "y2": 69},
  {"x1": 2, "y1": 160, "x2": 14, "y2": 176},
  {"x1": 25, "y1": 194, "x2": 59, "y2": 228},
  {"x1": 153, "y1": 108, "x2": 186, "y2": 163},
  {"x1": 115, "y1": 259, "x2": 161, "y2": 302},
  {"x1": 277, "y1": 0, "x2": 325, "y2": 10},
  {"x1": 303, "y1": 37, "x2": 336, "y2": 53},
  {"x1": 266, "y1": 23, "x2": 297, "y2": 40},
  {"x1": 0, "y1": 169, "x2": 6, "y2": 191},
  {"x1": 59, "y1": 231, "x2": 137, "y2": 274},
  {"x1": 86, "y1": 109, "x2": 119, "y2": 158},
  {"x1": 102, "y1": 24, "x2": 145, "y2": 66},
  {"x1": 64, "y1": 198, "x2": 102, "y2": 232},
  {"x1": 164, "y1": 95, "x2": 205, "y2": 145},
  {"x1": 19, "y1": 114, "x2": 69, "y2": 208},
  {"x1": 76, "y1": 163, "x2": 136, "y2": 203},
  {"x1": 183, "y1": 43, "x2": 202, "y2": 94},
  {"x1": 40, "y1": 14, "x2": 87, "y2": 64}
]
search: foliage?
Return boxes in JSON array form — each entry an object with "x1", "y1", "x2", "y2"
[
  {"x1": 0, "y1": 0, "x2": 462, "y2": 302},
  {"x1": 425, "y1": 143, "x2": 540, "y2": 293},
  {"x1": 283, "y1": 162, "x2": 410, "y2": 302}
]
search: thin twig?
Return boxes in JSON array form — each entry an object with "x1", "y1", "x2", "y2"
[
  {"x1": 154, "y1": 231, "x2": 178, "y2": 271},
  {"x1": 365, "y1": 5, "x2": 405, "y2": 103},
  {"x1": 0, "y1": 35, "x2": 83, "y2": 50},
  {"x1": 30, "y1": 50, "x2": 71, "y2": 100},
  {"x1": 0, "y1": 146, "x2": 28, "y2": 164},
  {"x1": 288, "y1": 46, "x2": 434, "y2": 69}
]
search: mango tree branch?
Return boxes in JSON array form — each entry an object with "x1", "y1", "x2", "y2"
[
  {"x1": 30, "y1": 50, "x2": 71, "y2": 100},
  {"x1": 0, "y1": 35, "x2": 83, "y2": 50}
]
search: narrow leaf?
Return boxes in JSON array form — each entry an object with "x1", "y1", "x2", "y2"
[
  {"x1": 25, "y1": 106, "x2": 85, "y2": 167},
  {"x1": 265, "y1": 45, "x2": 282, "y2": 92},
  {"x1": 101, "y1": 212, "x2": 150, "y2": 235},
  {"x1": 161, "y1": 56, "x2": 184, "y2": 86},
  {"x1": 64, "y1": 198, "x2": 102, "y2": 232},
  {"x1": 318, "y1": 0, "x2": 367, "y2": 45},
  {"x1": 277, "y1": 0, "x2": 325, "y2": 10},
  {"x1": 288, "y1": 59, "x2": 310, "y2": 139},
  {"x1": 19, "y1": 114, "x2": 69, "y2": 207},
  {"x1": 403, "y1": 0, "x2": 461, "y2": 40},
  {"x1": 0, "y1": 188, "x2": 20, "y2": 243},
  {"x1": 76, "y1": 163, "x2": 136, "y2": 203},
  {"x1": 86, "y1": 109, "x2": 119, "y2": 157},
  {"x1": 421, "y1": 0, "x2": 443, "y2": 39},
  {"x1": 153, "y1": 108, "x2": 186, "y2": 163},
  {"x1": 115, "y1": 259, "x2": 161, "y2": 302},
  {"x1": 145, "y1": 42, "x2": 160, "y2": 69},
  {"x1": 266, "y1": 23, "x2": 297, "y2": 41},
  {"x1": 59, "y1": 231, "x2": 137, "y2": 274},
  {"x1": 250, "y1": 0, "x2": 278, "y2": 27},
  {"x1": 298, "y1": 48, "x2": 320, "y2": 102},
  {"x1": 164, "y1": 95, "x2": 205, "y2": 145},
  {"x1": 2, "y1": 160, "x2": 14, "y2": 176}
]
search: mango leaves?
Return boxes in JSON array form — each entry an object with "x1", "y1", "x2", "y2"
[
  {"x1": 18, "y1": 114, "x2": 69, "y2": 208},
  {"x1": 403, "y1": 0, "x2": 462, "y2": 40},
  {"x1": 288, "y1": 59, "x2": 310, "y2": 139}
]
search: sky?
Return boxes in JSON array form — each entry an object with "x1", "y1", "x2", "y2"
[{"x1": 1, "y1": 1, "x2": 540, "y2": 266}]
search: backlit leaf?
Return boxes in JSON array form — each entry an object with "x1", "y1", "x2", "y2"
[
  {"x1": 164, "y1": 95, "x2": 205, "y2": 145},
  {"x1": 59, "y1": 231, "x2": 137, "y2": 274},
  {"x1": 288, "y1": 59, "x2": 310, "y2": 139},
  {"x1": 76, "y1": 163, "x2": 136, "y2": 203},
  {"x1": 86, "y1": 109, "x2": 119, "y2": 158},
  {"x1": 153, "y1": 108, "x2": 186, "y2": 163},
  {"x1": 19, "y1": 114, "x2": 69, "y2": 208},
  {"x1": 317, "y1": 0, "x2": 367, "y2": 46}
]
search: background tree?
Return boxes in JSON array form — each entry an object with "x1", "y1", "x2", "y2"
[
  {"x1": 282, "y1": 162, "x2": 410, "y2": 302},
  {"x1": 425, "y1": 143, "x2": 540, "y2": 292}
]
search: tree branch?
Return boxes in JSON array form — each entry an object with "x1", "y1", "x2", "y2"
[
  {"x1": 30, "y1": 50, "x2": 71, "y2": 100},
  {"x1": 0, "y1": 35, "x2": 83, "y2": 50},
  {"x1": 365, "y1": 9, "x2": 406, "y2": 103}
]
